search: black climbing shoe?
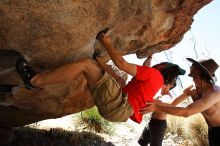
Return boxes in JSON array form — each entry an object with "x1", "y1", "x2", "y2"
[
  {"x1": 96, "y1": 27, "x2": 109, "y2": 40},
  {"x1": 0, "y1": 84, "x2": 17, "y2": 93},
  {"x1": 16, "y1": 58, "x2": 37, "y2": 90}
]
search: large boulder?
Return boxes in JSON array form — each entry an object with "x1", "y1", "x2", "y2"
[{"x1": 0, "y1": 0, "x2": 212, "y2": 127}]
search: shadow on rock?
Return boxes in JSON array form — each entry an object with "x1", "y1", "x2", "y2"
[
  {"x1": 1, "y1": 127, "x2": 115, "y2": 146},
  {"x1": 0, "y1": 50, "x2": 23, "y2": 70}
]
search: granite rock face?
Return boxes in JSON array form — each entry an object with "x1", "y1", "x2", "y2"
[{"x1": 0, "y1": 0, "x2": 212, "y2": 127}]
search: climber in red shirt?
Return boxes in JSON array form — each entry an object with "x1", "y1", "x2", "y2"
[{"x1": 14, "y1": 31, "x2": 185, "y2": 123}]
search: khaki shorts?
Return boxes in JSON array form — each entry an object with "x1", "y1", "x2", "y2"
[{"x1": 90, "y1": 72, "x2": 133, "y2": 122}]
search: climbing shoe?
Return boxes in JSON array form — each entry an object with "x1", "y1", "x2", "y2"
[{"x1": 16, "y1": 58, "x2": 37, "y2": 90}]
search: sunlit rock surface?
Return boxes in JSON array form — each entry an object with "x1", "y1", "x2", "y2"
[{"x1": 0, "y1": 0, "x2": 212, "y2": 127}]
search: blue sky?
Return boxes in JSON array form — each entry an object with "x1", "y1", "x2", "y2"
[{"x1": 125, "y1": 0, "x2": 220, "y2": 89}]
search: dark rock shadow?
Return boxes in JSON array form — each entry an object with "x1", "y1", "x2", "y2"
[
  {"x1": 0, "y1": 50, "x2": 23, "y2": 70},
  {"x1": 2, "y1": 127, "x2": 115, "y2": 146}
]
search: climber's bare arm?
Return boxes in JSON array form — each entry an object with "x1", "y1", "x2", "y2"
[
  {"x1": 95, "y1": 57, "x2": 126, "y2": 87},
  {"x1": 143, "y1": 55, "x2": 153, "y2": 67},
  {"x1": 100, "y1": 34, "x2": 137, "y2": 77}
]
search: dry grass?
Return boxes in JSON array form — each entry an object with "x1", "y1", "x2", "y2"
[
  {"x1": 166, "y1": 114, "x2": 208, "y2": 146},
  {"x1": 185, "y1": 114, "x2": 208, "y2": 146},
  {"x1": 166, "y1": 115, "x2": 186, "y2": 136}
]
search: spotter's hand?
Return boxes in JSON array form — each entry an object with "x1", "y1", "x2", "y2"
[
  {"x1": 139, "y1": 102, "x2": 156, "y2": 114},
  {"x1": 183, "y1": 85, "x2": 194, "y2": 96}
]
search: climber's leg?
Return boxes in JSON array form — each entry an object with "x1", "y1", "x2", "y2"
[{"x1": 30, "y1": 58, "x2": 103, "y2": 88}]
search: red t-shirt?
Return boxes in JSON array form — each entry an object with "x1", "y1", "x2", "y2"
[{"x1": 122, "y1": 65, "x2": 163, "y2": 123}]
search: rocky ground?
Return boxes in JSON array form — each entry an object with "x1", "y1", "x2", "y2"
[{"x1": 33, "y1": 115, "x2": 186, "y2": 146}]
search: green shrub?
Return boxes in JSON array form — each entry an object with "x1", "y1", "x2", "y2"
[{"x1": 77, "y1": 107, "x2": 115, "y2": 134}]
